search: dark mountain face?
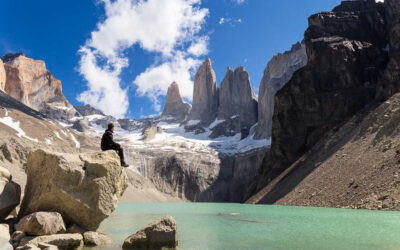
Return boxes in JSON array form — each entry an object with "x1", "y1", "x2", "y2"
[{"x1": 247, "y1": 0, "x2": 397, "y2": 199}]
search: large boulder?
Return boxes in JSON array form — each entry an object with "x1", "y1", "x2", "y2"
[
  {"x1": 0, "y1": 59, "x2": 5, "y2": 91},
  {"x1": 122, "y1": 216, "x2": 178, "y2": 250},
  {"x1": 217, "y1": 66, "x2": 258, "y2": 130},
  {"x1": 254, "y1": 41, "x2": 307, "y2": 140},
  {"x1": 0, "y1": 166, "x2": 21, "y2": 221},
  {"x1": 16, "y1": 212, "x2": 66, "y2": 236},
  {"x1": 19, "y1": 150, "x2": 128, "y2": 231},
  {"x1": 160, "y1": 82, "x2": 191, "y2": 123},
  {"x1": 18, "y1": 234, "x2": 83, "y2": 250},
  {"x1": 1, "y1": 53, "x2": 77, "y2": 121},
  {"x1": 187, "y1": 58, "x2": 218, "y2": 125}
]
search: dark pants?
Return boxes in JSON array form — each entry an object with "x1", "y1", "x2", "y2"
[
  {"x1": 104, "y1": 148, "x2": 126, "y2": 165},
  {"x1": 116, "y1": 148, "x2": 126, "y2": 165}
]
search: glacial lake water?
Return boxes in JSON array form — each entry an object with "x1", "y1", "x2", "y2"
[{"x1": 93, "y1": 203, "x2": 400, "y2": 250}]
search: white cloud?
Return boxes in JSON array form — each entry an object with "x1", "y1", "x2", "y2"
[
  {"x1": 218, "y1": 17, "x2": 242, "y2": 26},
  {"x1": 134, "y1": 53, "x2": 201, "y2": 111},
  {"x1": 234, "y1": 0, "x2": 246, "y2": 5},
  {"x1": 78, "y1": 0, "x2": 209, "y2": 117}
]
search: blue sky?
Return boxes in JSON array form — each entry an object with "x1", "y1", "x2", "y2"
[{"x1": 0, "y1": 0, "x2": 341, "y2": 119}]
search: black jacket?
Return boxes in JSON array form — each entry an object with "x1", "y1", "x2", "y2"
[{"x1": 101, "y1": 129, "x2": 120, "y2": 151}]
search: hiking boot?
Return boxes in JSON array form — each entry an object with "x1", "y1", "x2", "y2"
[{"x1": 121, "y1": 163, "x2": 129, "y2": 168}]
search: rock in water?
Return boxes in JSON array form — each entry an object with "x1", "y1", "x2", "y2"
[
  {"x1": 254, "y1": 41, "x2": 307, "y2": 140},
  {"x1": 18, "y1": 234, "x2": 83, "y2": 249},
  {"x1": 188, "y1": 58, "x2": 218, "y2": 124},
  {"x1": 160, "y1": 82, "x2": 191, "y2": 123},
  {"x1": 19, "y1": 150, "x2": 128, "y2": 231},
  {"x1": 0, "y1": 59, "x2": 6, "y2": 91},
  {"x1": 218, "y1": 66, "x2": 258, "y2": 128},
  {"x1": 16, "y1": 212, "x2": 66, "y2": 236},
  {"x1": 247, "y1": 0, "x2": 389, "y2": 199},
  {"x1": 1, "y1": 53, "x2": 76, "y2": 121},
  {"x1": 122, "y1": 216, "x2": 178, "y2": 250},
  {"x1": 83, "y1": 231, "x2": 112, "y2": 246},
  {"x1": 0, "y1": 166, "x2": 21, "y2": 221}
]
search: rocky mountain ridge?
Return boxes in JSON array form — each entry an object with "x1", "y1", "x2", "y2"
[
  {"x1": 1, "y1": 53, "x2": 77, "y2": 121},
  {"x1": 247, "y1": 0, "x2": 400, "y2": 206}
]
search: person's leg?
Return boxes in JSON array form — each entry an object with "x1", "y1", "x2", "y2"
[{"x1": 117, "y1": 148, "x2": 126, "y2": 166}]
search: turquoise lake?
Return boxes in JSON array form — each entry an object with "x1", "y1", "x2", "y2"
[{"x1": 92, "y1": 203, "x2": 400, "y2": 250}]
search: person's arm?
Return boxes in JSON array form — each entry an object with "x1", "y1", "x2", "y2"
[{"x1": 108, "y1": 133, "x2": 121, "y2": 150}]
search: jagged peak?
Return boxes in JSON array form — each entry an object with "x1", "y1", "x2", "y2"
[{"x1": 2, "y1": 53, "x2": 26, "y2": 63}]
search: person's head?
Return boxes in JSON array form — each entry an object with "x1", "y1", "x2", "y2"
[{"x1": 108, "y1": 123, "x2": 115, "y2": 131}]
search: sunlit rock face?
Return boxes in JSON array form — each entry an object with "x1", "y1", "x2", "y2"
[
  {"x1": 2, "y1": 53, "x2": 76, "y2": 120},
  {"x1": 0, "y1": 59, "x2": 6, "y2": 91},
  {"x1": 160, "y1": 82, "x2": 191, "y2": 123},
  {"x1": 188, "y1": 58, "x2": 218, "y2": 125},
  {"x1": 254, "y1": 41, "x2": 307, "y2": 140},
  {"x1": 218, "y1": 66, "x2": 258, "y2": 129}
]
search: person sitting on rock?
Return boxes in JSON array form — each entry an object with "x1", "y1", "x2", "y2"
[{"x1": 101, "y1": 123, "x2": 128, "y2": 167}]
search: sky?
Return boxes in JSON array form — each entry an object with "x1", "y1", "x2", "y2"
[{"x1": 0, "y1": 0, "x2": 342, "y2": 119}]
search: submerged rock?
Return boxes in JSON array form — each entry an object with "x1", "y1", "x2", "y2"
[
  {"x1": 16, "y1": 212, "x2": 66, "y2": 236},
  {"x1": 122, "y1": 216, "x2": 178, "y2": 250},
  {"x1": 19, "y1": 150, "x2": 128, "y2": 231},
  {"x1": 0, "y1": 166, "x2": 21, "y2": 221}
]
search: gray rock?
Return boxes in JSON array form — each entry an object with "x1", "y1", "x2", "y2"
[
  {"x1": 160, "y1": 82, "x2": 191, "y2": 123},
  {"x1": 16, "y1": 212, "x2": 66, "y2": 236},
  {"x1": 19, "y1": 234, "x2": 83, "y2": 250},
  {"x1": 187, "y1": 58, "x2": 218, "y2": 125},
  {"x1": 218, "y1": 66, "x2": 258, "y2": 128},
  {"x1": 83, "y1": 231, "x2": 112, "y2": 246},
  {"x1": 254, "y1": 41, "x2": 307, "y2": 140},
  {"x1": 0, "y1": 166, "x2": 21, "y2": 222},
  {"x1": 142, "y1": 126, "x2": 163, "y2": 142},
  {"x1": 74, "y1": 104, "x2": 104, "y2": 116},
  {"x1": 122, "y1": 216, "x2": 178, "y2": 250},
  {"x1": 72, "y1": 118, "x2": 90, "y2": 133}
]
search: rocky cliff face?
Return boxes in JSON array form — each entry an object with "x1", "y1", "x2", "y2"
[
  {"x1": 247, "y1": 0, "x2": 390, "y2": 198},
  {"x1": 125, "y1": 146, "x2": 266, "y2": 202},
  {"x1": 376, "y1": 0, "x2": 400, "y2": 101},
  {"x1": 218, "y1": 67, "x2": 258, "y2": 128},
  {"x1": 160, "y1": 82, "x2": 191, "y2": 123},
  {"x1": 254, "y1": 42, "x2": 307, "y2": 140},
  {"x1": 0, "y1": 59, "x2": 5, "y2": 91},
  {"x1": 2, "y1": 53, "x2": 76, "y2": 121},
  {"x1": 74, "y1": 104, "x2": 104, "y2": 116},
  {"x1": 187, "y1": 58, "x2": 218, "y2": 124}
]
